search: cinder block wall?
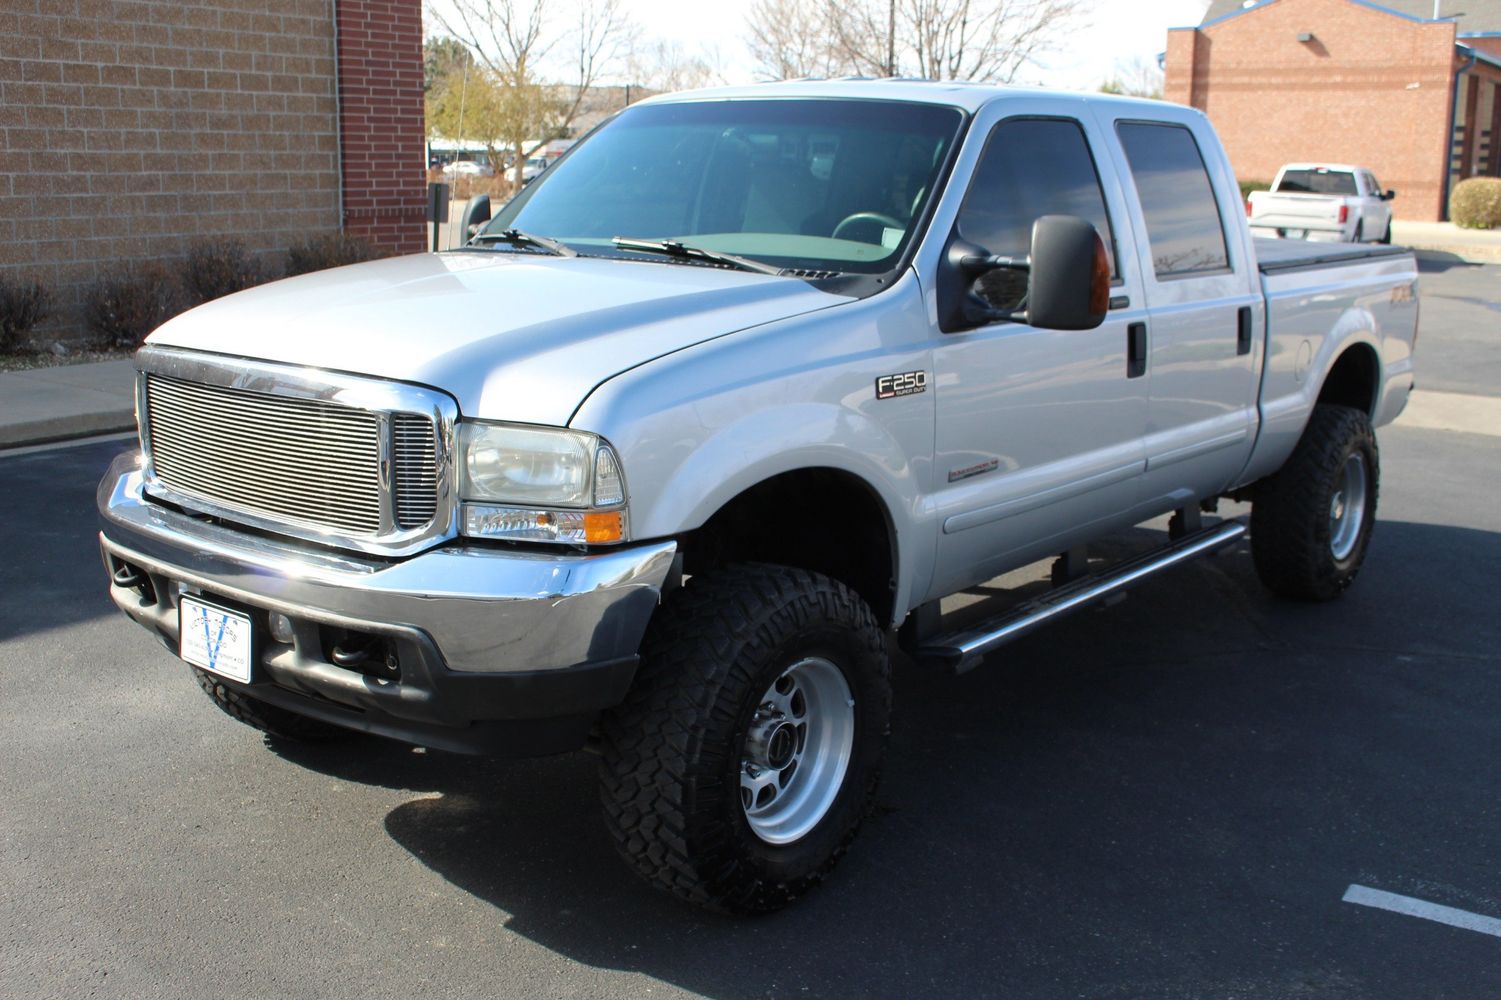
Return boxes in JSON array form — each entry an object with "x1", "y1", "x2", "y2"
[
  {"x1": 0, "y1": 0, "x2": 425, "y2": 345},
  {"x1": 1165, "y1": 0, "x2": 1458, "y2": 221}
]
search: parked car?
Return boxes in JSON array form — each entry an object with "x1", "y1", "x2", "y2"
[
  {"x1": 1248, "y1": 163, "x2": 1395, "y2": 243},
  {"x1": 442, "y1": 159, "x2": 492, "y2": 178},
  {"x1": 520, "y1": 156, "x2": 548, "y2": 183},
  {"x1": 98, "y1": 83, "x2": 1418, "y2": 914}
]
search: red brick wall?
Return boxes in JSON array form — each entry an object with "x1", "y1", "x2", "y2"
[
  {"x1": 335, "y1": 0, "x2": 426, "y2": 253},
  {"x1": 1163, "y1": 0, "x2": 1458, "y2": 221}
]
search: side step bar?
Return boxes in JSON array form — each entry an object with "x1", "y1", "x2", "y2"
[{"x1": 916, "y1": 520, "x2": 1248, "y2": 674}]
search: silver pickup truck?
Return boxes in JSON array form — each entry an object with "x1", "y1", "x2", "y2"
[{"x1": 96, "y1": 82, "x2": 1418, "y2": 913}]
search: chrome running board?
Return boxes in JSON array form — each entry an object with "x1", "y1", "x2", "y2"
[{"x1": 916, "y1": 520, "x2": 1248, "y2": 674}]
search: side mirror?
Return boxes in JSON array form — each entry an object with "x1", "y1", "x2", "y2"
[
  {"x1": 940, "y1": 215, "x2": 1109, "y2": 333},
  {"x1": 1025, "y1": 215, "x2": 1110, "y2": 331},
  {"x1": 458, "y1": 194, "x2": 492, "y2": 244},
  {"x1": 1383, "y1": 189, "x2": 1397, "y2": 202}
]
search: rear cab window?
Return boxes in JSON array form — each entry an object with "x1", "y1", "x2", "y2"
[
  {"x1": 1115, "y1": 121, "x2": 1231, "y2": 280},
  {"x1": 1275, "y1": 167, "x2": 1359, "y2": 197}
]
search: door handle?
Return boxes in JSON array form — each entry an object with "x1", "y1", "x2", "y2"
[
  {"x1": 1237, "y1": 306, "x2": 1253, "y2": 356},
  {"x1": 1127, "y1": 322, "x2": 1147, "y2": 379}
]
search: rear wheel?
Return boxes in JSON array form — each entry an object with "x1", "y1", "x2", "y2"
[
  {"x1": 1250, "y1": 404, "x2": 1379, "y2": 601},
  {"x1": 192, "y1": 667, "x2": 349, "y2": 742},
  {"x1": 1378, "y1": 220, "x2": 1392, "y2": 245},
  {"x1": 598, "y1": 564, "x2": 891, "y2": 913}
]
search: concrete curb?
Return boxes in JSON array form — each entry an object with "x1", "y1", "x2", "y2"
[{"x1": 0, "y1": 410, "x2": 136, "y2": 450}]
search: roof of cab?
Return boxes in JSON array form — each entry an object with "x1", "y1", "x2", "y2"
[{"x1": 635, "y1": 78, "x2": 1175, "y2": 116}]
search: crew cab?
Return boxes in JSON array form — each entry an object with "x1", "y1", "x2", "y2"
[
  {"x1": 96, "y1": 82, "x2": 1418, "y2": 913},
  {"x1": 1249, "y1": 163, "x2": 1397, "y2": 243}
]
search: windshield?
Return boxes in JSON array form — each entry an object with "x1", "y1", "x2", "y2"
[
  {"x1": 484, "y1": 99, "x2": 965, "y2": 275},
  {"x1": 1276, "y1": 169, "x2": 1358, "y2": 196}
]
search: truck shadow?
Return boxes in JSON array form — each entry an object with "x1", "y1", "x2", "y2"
[
  {"x1": 268, "y1": 518, "x2": 1501, "y2": 998},
  {"x1": 0, "y1": 440, "x2": 126, "y2": 642}
]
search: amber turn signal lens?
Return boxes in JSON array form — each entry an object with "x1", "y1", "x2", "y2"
[{"x1": 583, "y1": 511, "x2": 624, "y2": 543}]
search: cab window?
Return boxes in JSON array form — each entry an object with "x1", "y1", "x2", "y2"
[
  {"x1": 955, "y1": 117, "x2": 1117, "y2": 312},
  {"x1": 1116, "y1": 122, "x2": 1230, "y2": 279}
]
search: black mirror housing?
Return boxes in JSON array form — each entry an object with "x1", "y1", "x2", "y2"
[
  {"x1": 458, "y1": 194, "x2": 492, "y2": 243},
  {"x1": 937, "y1": 215, "x2": 1110, "y2": 334},
  {"x1": 1024, "y1": 215, "x2": 1109, "y2": 331},
  {"x1": 1384, "y1": 189, "x2": 1396, "y2": 201}
]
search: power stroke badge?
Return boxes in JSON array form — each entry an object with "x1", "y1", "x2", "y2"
[{"x1": 875, "y1": 370, "x2": 927, "y2": 399}]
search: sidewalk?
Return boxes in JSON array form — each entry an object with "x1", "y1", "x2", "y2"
[
  {"x1": 0, "y1": 359, "x2": 136, "y2": 448},
  {"x1": 1391, "y1": 220, "x2": 1501, "y2": 263}
]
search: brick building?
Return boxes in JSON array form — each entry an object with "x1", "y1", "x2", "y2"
[
  {"x1": 0, "y1": 0, "x2": 425, "y2": 343},
  {"x1": 1164, "y1": 0, "x2": 1501, "y2": 221}
]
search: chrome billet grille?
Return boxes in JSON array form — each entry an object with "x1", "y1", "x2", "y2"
[
  {"x1": 146, "y1": 374, "x2": 384, "y2": 534},
  {"x1": 393, "y1": 413, "x2": 438, "y2": 529}
]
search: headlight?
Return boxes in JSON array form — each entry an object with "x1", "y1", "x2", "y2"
[{"x1": 458, "y1": 422, "x2": 628, "y2": 544}]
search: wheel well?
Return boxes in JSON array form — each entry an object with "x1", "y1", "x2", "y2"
[
  {"x1": 1317, "y1": 343, "x2": 1379, "y2": 415},
  {"x1": 678, "y1": 469, "x2": 896, "y2": 623}
]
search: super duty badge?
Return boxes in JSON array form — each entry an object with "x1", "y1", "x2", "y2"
[{"x1": 876, "y1": 370, "x2": 928, "y2": 399}]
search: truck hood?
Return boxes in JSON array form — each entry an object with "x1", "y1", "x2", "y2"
[{"x1": 147, "y1": 251, "x2": 850, "y2": 426}]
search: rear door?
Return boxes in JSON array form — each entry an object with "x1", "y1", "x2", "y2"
[{"x1": 1096, "y1": 110, "x2": 1263, "y2": 508}]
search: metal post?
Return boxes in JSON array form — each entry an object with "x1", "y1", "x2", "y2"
[{"x1": 887, "y1": 0, "x2": 896, "y2": 76}]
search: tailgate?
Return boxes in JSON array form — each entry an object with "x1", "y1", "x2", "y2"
[{"x1": 1250, "y1": 192, "x2": 1345, "y2": 228}]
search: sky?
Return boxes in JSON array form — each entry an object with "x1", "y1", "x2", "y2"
[{"x1": 612, "y1": 0, "x2": 1214, "y2": 90}]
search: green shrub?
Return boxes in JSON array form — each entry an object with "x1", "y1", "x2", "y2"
[
  {"x1": 284, "y1": 233, "x2": 382, "y2": 277},
  {"x1": 1239, "y1": 180, "x2": 1271, "y2": 200},
  {"x1": 1449, "y1": 177, "x2": 1501, "y2": 229},
  {"x1": 182, "y1": 237, "x2": 267, "y2": 304},
  {"x1": 85, "y1": 263, "x2": 180, "y2": 349},
  {"x1": 0, "y1": 277, "x2": 52, "y2": 354}
]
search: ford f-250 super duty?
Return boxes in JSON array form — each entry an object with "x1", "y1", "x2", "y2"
[{"x1": 97, "y1": 82, "x2": 1418, "y2": 913}]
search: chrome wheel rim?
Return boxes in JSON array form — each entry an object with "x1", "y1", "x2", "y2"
[
  {"x1": 740, "y1": 657, "x2": 855, "y2": 845},
  {"x1": 1329, "y1": 452, "x2": 1368, "y2": 562}
]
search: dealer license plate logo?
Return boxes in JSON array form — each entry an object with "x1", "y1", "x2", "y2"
[{"x1": 179, "y1": 597, "x2": 252, "y2": 683}]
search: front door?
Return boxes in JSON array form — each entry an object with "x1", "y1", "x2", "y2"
[{"x1": 926, "y1": 107, "x2": 1151, "y2": 600}]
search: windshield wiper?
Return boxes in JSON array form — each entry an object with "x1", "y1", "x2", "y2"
[
  {"x1": 611, "y1": 237, "x2": 782, "y2": 276},
  {"x1": 472, "y1": 228, "x2": 577, "y2": 257}
]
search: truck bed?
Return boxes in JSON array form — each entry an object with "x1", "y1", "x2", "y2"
[{"x1": 1253, "y1": 237, "x2": 1409, "y2": 274}]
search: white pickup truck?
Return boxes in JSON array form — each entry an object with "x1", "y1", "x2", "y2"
[
  {"x1": 96, "y1": 82, "x2": 1418, "y2": 913},
  {"x1": 1249, "y1": 163, "x2": 1397, "y2": 243}
]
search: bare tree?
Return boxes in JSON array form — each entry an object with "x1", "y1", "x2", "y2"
[
  {"x1": 748, "y1": 0, "x2": 1089, "y2": 83},
  {"x1": 745, "y1": 0, "x2": 853, "y2": 81},
  {"x1": 427, "y1": 0, "x2": 632, "y2": 186},
  {"x1": 627, "y1": 38, "x2": 726, "y2": 94},
  {"x1": 1099, "y1": 53, "x2": 1163, "y2": 100}
]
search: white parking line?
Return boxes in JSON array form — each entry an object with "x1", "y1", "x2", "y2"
[{"x1": 1343, "y1": 884, "x2": 1501, "y2": 939}]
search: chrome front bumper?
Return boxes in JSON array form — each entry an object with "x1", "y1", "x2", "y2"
[{"x1": 97, "y1": 451, "x2": 677, "y2": 754}]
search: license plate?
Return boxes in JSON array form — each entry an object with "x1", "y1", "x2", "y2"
[{"x1": 179, "y1": 596, "x2": 253, "y2": 683}]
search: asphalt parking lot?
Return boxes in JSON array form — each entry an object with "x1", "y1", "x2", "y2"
[{"x1": 2, "y1": 257, "x2": 1499, "y2": 999}]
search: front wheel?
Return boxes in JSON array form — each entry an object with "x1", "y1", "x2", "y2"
[
  {"x1": 1250, "y1": 404, "x2": 1379, "y2": 601},
  {"x1": 598, "y1": 564, "x2": 891, "y2": 913}
]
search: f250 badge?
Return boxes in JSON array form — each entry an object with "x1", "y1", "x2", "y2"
[{"x1": 876, "y1": 370, "x2": 928, "y2": 399}]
